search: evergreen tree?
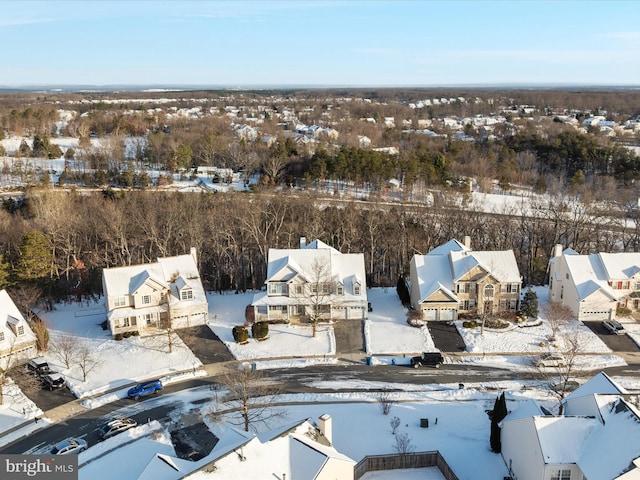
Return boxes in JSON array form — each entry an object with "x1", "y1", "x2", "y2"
[
  {"x1": 396, "y1": 276, "x2": 411, "y2": 306},
  {"x1": 16, "y1": 231, "x2": 53, "y2": 285},
  {"x1": 490, "y1": 392, "x2": 508, "y2": 453},
  {"x1": 520, "y1": 288, "x2": 539, "y2": 319}
]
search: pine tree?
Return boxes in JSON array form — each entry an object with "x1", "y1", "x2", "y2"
[
  {"x1": 520, "y1": 288, "x2": 539, "y2": 319},
  {"x1": 16, "y1": 231, "x2": 53, "y2": 285},
  {"x1": 490, "y1": 392, "x2": 508, "y2": 453}
]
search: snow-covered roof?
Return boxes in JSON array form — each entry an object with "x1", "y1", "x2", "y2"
[
  {"x1": 564, "y1": 371, "x2": 627, "y2": 402},
  {"x1": 534, "y1": 416, "x2": 597, "y2": 464},
  {"x1": 0, "y1": 289, "x2": 37, "y2": 347},
  {"x1": 563, "y1": 254, "x2": 617, "y2": 301}
]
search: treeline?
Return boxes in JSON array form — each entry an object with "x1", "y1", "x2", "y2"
[{"x1": 0, "y1": 190, "x2": 637, "y2": 303}]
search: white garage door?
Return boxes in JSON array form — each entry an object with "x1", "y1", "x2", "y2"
[
  {"x1": 579, "y1": 309, "x2": 610, "y2": 321},
  {"x1": 440, "y1": 308, "x2": 456, "y2": 321},
  {"x1": 423, "y1": 308, "x2": 438, "y2": 321}
]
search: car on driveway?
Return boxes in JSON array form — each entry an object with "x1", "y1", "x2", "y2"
[
  {"x1": 50, "y1": 438, "x2": 87, "y2": 455},
  {"x1": 533, "y1": 353, "x2": 566, "y2": 368},
  {"x1": 127, "y1": 379, "x2": 163, "y2": 400},
  {"x1": 602, "y1": 320, "x2": 625, "y2": 335},
  {"x1": 41, "y1": 373, "x2": 66, "y2": 390},
  {"x1": 26, "y1": 357, "x2": 51, "y2": 376},
  {"x1": 98, "y1": 417, "x2": 138, "y2": 440}
]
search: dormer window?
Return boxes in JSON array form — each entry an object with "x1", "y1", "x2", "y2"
[
  {"x1": 17, "y1": 325, "x2": 24, "y2": 336},
  {"x1": 337, "y1": 284, "x2": 344, "y2": 295},
  {"x1": 181, "y1": 289, "x2": 193, "y2": 300},
  {"x1": 0, "y1": 332, "x2": 4, "y2": 342},
  {"x1": 354, "y1": 284, "x2": 361, "y2": 296}
]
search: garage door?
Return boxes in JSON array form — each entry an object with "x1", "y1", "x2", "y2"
[
  {"x1": 579, "y1": 309, "x2": 610, "y2": 321},
  {"x1": 440, "y1": 308, "x2": 457, "y2": 321},
  {"x1": 423, "y1": 308, "x2": 438, "y2": 321}
]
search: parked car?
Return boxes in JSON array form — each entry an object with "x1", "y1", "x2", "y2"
[
  {"x1": 602, "y1": 320, "x2": 625, "y2": 335},
  {"x1": 533, "y1": 353, "x2": 566, "y2": 368},
  {"x1": 410, "y1": 352, "x2": 444, "y2": 369},
  {"x1": 26, "y1": 357, "x2": 51, "y2": 376},
  {"x1": 41, "y1": 373, "x2": 66, "y2": 391},
  {"x1": 50, "y1": 438, "x2": 88, "y2": 455},
  {"x1": 98, "y1": 417, "x2": 138, "y2": 440},
  {"x1": 127, "y1": 379, "x2": 163, "y2": 400}
]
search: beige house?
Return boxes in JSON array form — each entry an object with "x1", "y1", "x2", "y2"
[
  {"x1": 0, "y1": 289, "x2": 37, "y2": 368},
  {"x1": 102, "y1": 248, "x2": 208, "y2": 336},
  {"x1": 409, "y1": 237, "x2": 521, "y2": 321}
]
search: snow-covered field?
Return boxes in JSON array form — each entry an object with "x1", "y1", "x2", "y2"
[{"x1": 0, "y1": 285, "x2": 636, "y2": 480}]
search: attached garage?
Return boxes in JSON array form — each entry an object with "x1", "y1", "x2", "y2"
[
  {"x1": 579, "y1": 308, "x2": 612, "y2": 322},
  {"x1": 440, "y1": 308, "x2": 457, "y2": 321},
  {"x1": 422, "y1": 308, "x2": 438, "y2": 320}
]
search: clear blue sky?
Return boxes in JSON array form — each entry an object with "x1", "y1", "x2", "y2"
[{"x1": 1, "y1": 1, "x2": 639, "y2": 87}]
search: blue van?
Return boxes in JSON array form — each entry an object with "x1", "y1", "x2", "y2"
[{"x1": 127, "y1": 379, "x2": 163, "y2": 400}]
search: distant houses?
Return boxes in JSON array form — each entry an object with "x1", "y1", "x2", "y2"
[{"x1": 102, "y1": 248, "x2": 208, "y2": 337}]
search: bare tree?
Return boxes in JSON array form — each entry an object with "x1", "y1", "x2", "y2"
[
  {"x1": 159, "y1": 288, "x2": 175, "y2": 354},
  {"x1": 541, "y1": 301, "x2": 574, "y2": 342},
  {"x1": 220, "y1": 366, "x2": 285, "y2": 432},
  {"x1": 392, "y1": 431, "x2": 415, "y2": 455},
  {"x1": 49, "y1": 334, "x2": 80, "y2": 369},
  {"x1": 77, "y1": 341, "x2": 101, "y2": 382},
  {"x1": 303, "y1": 259, "x2": 335, "y2": 337},
  {"x1": 389, "y1": 416, "x2": 401, "y2": 435},
  {"x1": 377, "y1": 388, "x2": 396, "y2": 415},
  {"x1": 29, "y1": 317, "x2": 50, "y2": 353}
]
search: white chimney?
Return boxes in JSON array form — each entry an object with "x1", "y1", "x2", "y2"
[
  {"x1": 190, "y1": 247, "x2": 198, "y2": 264},
  {"x1": 463, "y1": 236, "x2": 471, "y2": 249},
  {"x1": 553, "y1": 244, "x2": 563, "y2": 257},
  {"x1": 318, "y1": 414, "x2": 332, "y2": 445},
  {"x1": 300, "y1": 237, "x2": 307, "y2": 249}
]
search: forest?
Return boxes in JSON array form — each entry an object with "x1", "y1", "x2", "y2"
[{"x1": 0, "y1": 88, "x2": 640, "y2": 306}]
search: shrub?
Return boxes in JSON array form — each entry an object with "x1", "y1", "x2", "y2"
[
  {"x1": 131, "y1": 330, "x2": 140, "y2": 336},
  {"x1": 617, "y1": 306, "x2": 632, "y2": 316},
  {"x1": 114, "y1": 333, "x2": 123, "y2": 341},
  {"x1": 123, "y1": 331, "x2": 132, "y2": 338},
  {"x1": 232, "y1": 325, "x2": 249, "y2": 344},
  {"x1": 252, "y1": 321, "x2": 269, "y2": 340},
  {"x1": 463, "y1": 320, "x2": 479, "y2": 329},
  {"x1": 485, "y1": 317, "x2": 510, "y2": 329}
]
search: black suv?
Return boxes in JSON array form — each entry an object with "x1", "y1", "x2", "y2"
[
  {"x1": 410, "y1": 352, "x2": 444, "y2": 368},
  {"x1": 26, "y1": 357, "x2": 51, "y2": 376},
  {"x1": 41, "y1": 373, "x2": 66, "y2": 390}
]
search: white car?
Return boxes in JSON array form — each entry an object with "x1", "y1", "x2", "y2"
[
  {"x1": 98, "y1": 418, "x2": 138, "y2": 440},
  {"x1": 534, "y1": 353, "x2": 566, "y2": 368},
  {"x1": 50, "y1": 438, "x2": 88, "y2": 455}
]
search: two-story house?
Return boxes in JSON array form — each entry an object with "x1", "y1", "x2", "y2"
[
  {"x1": 409, "y1": 237, "x2": 521, "y2": 321},
  {"x1": 547, "y1": 244, "x2": 640, "y2": 321},
  {"x1": 500, "y1": 372, "x2": 640, "y2": 480},
  {"x1": 0, "y1": 289, "x2": 37, "y2": 369},
  {"x1": 251, "y1": 238, "x2": 368, "y2": 323},
  {"x1": 102, "y1": 248, "x2": 208, "y2": 336}
]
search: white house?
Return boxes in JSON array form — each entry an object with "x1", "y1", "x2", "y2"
[
  {"x1": 102, "y1": 248, "x2": 208, "y2": 336},
  {"x1": 136, "y1": 416, "x2": 355, "y2": 480},
  {"x1": 547, "y1": 244, "x2": 640, "y2": 321},
  {"x1": 500, "y1": 372, "x2": 640, "y2": 480},
  {"x1": 0, "y1": 289, "x2": 37, "y2": 368},
  {"x1": 409, "y1": 237, "x2": 521, "y2": 321},
  {"x1": 251, "y1": 238, "x2": 368, "y2": 323}
]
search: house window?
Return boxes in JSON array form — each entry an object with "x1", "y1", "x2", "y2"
[
  {"x1": 501, "y1": 284, "x2": 508, "y2": 293},
  {"x1": 617, "y1": 281, "x2": 623, "y2": 290},
  {"x1": 321, "y1": 283, "x2": 330, "y2": 295},
  {"x1": 295, "y1": 305, "x2": 305, "y2": 315},
  {"x1": 123, "y1": 318, "x2": 130, "y2": 327},
  {"x1": 145, "y1": 313, "x2": 154, "y2": 325},
  {"x1": 354, "y1": 284, "x2": 361, "y2": 296},
  {"x1": 635, "y1": 282, "x2": 640, "y2": 291},
  {"x1": 560, "y1": 286, "x2": 564, "y2": 299},
  {"x1": 510, "y1": 299, "x2": 517, "y2": 310},
  {"x1": 295, "y1": 285, "x2": 304, "y2": 295},
  {"x1": 17, "y1": 326, "x2": 24, "y2": 336},
  {"x1": 142, "y1": 294, "x2": 151, "y2": 305},
  {"x1": 511, "y1": 283, "x2": 519, "y2": 293},
  {"x1": 269, "y1": 305, "x2": 287, "y2": 313},
  {"x1": 483, "y1": 284, "x2": 494, "y2": 298},
  {"x1": 268, "y1": 283, "x2": 287, "y2": 295},
  {"x1": 551, "y1": 469, "x2": 571, "y2": 480},
  {"x1": 311, "y1": 284, "x2": 319, "y2": 294},
  {"x1": 499, "y1": 299, "x2": 507, "y2": 309},
  {"x1": 623, "y1": 281, "x2": 629, "y2": 289},
  {"x1": 0, "y1": 332, "x2": 4, "y2": 341},
  {"x1": 566, "y1": 273, "x2": 570, "y2": 280},
  {"x1": 114, "y1": 296, "x2": 127, "y2": 307},
  {"x1": 336, "y1": 285, "x2": 344, "y2": 295},
  {"x1": 181, "y1": 289, "x2": 193, "y2": 300}
]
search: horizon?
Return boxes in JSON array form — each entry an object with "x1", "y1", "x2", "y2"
[{"x1": 2, "y1": 1, "x2": 639, "y2": 88}]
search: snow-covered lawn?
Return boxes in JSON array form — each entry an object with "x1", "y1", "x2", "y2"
[{"x1": 35, "y1": 299, "x2": 202, "y2": 399}]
